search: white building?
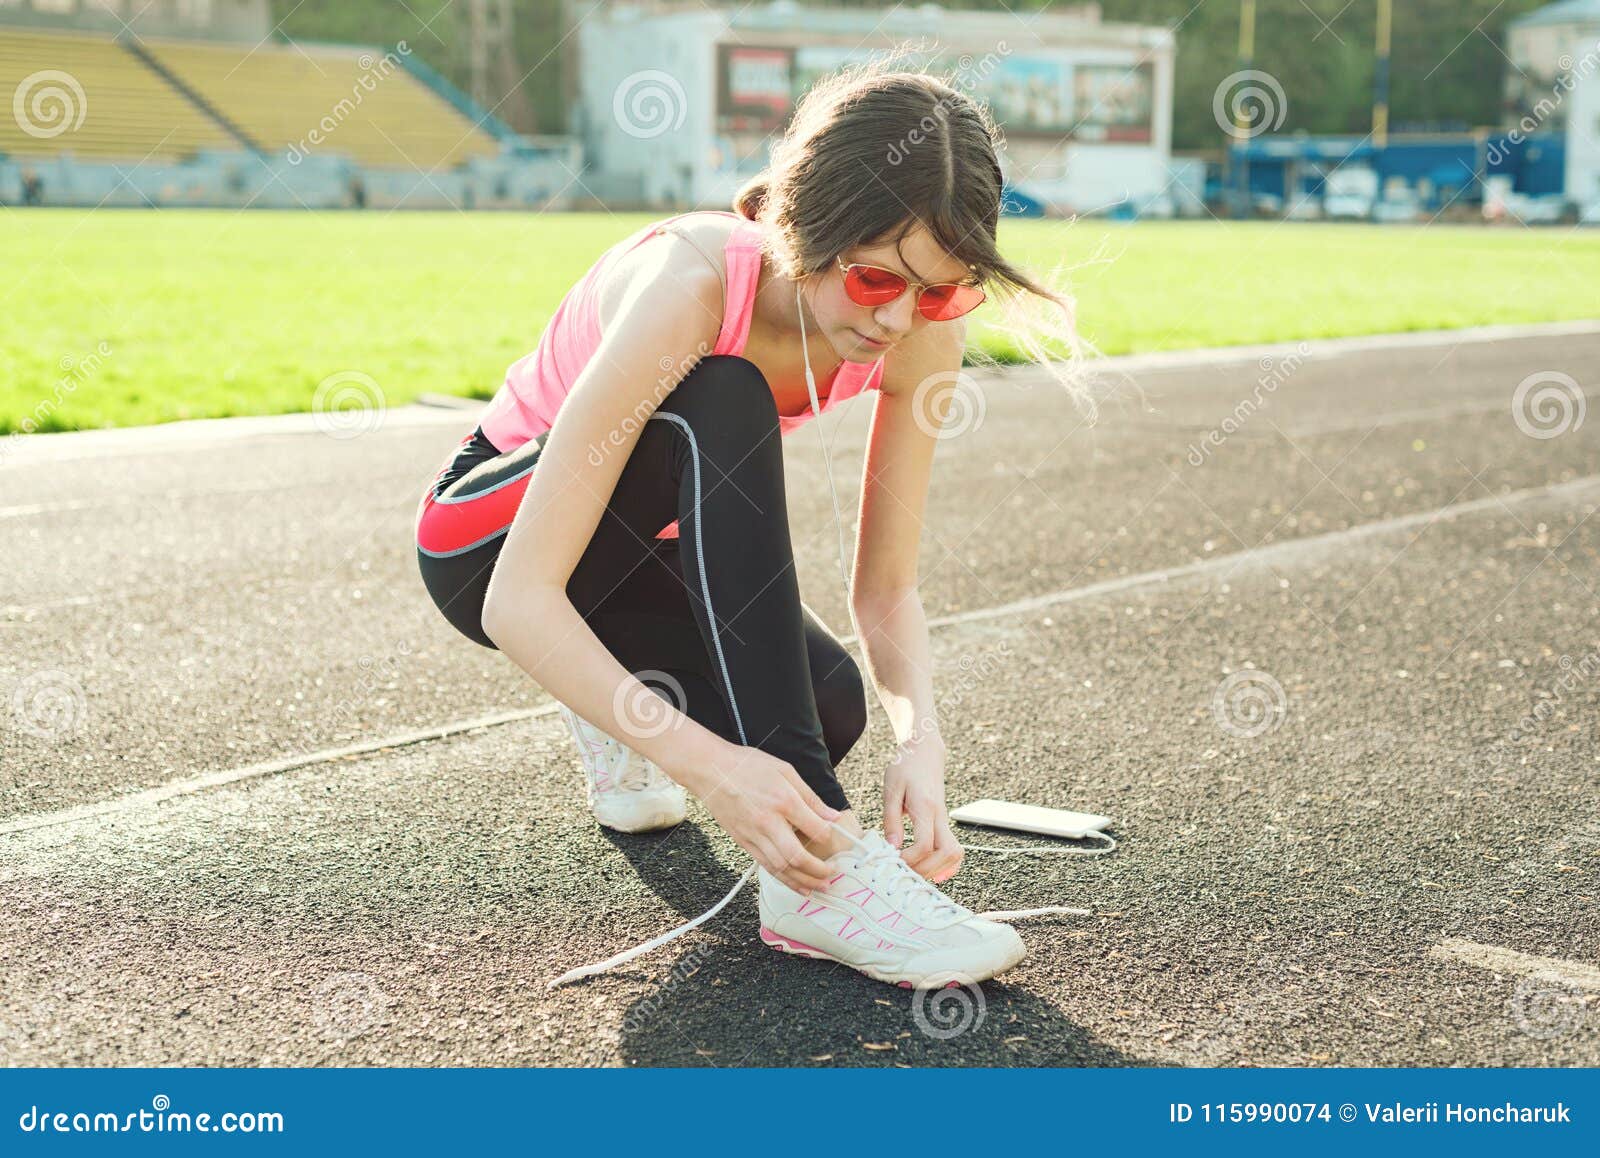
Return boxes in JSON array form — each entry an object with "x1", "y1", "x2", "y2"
[
  {"x1": 572, "y1": 0, "x2": 1175, "y2": 215},
  {"x1": 1506, "y1": 0, "x2": 1600, "y2": 214}
]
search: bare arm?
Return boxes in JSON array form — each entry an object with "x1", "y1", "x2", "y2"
[
  {"x1": 850, "y1": 318, "x2": 969, "y2": 880},
  {"x1": 479, "y1": 239, "x2": 838, "y2": 890},
  {"x1": 480, "y1": 244, "x2": 727, "y2": 784}
]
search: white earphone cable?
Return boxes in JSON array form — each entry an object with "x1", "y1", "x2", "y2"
[
  {"x1": 545, "y1": 287, "x2": 1111, "y2": 990},
  {"x1": 795, "y1": 282, "x2": 1108, "y2": 862},
  {"x1": 797, "y1": 282, "x2": 876, "y2": 747}
]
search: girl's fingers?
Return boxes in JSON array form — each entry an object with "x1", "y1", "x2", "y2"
[
  {"x1": 784, "y1": 795, "x2": 837, "y2": 846},
  {"x1": 882, "y1": 785, "x2": 907, "y2": 849},
  {"x1": 771, "y1": 828, "x2": 835, "y2": 892},
  {"x1": 901, "y1": 806, "x2": 938, "y2": 868},
  {"x1": 928, "y1": 840, "x2": 965, "y2": 883},
  {"x1": 934, "y1": 826, "x2": 966, "y2": 881},
  {"x1": 782, "y1": 767, "x2": 842, "y2": 823},
  {"x1": 915, "y1": 838, "x2": 949, "y2": 879},
  {"x1": 769, "y1": 818, "x2": 835, "y2": 882},
  {"x1": 752, "y1": 835, "x2": 807, "y2": 894}
]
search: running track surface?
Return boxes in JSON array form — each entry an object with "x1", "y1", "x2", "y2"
[{"x1": 2, "y1": 327, "x2": 1597, "y2": 1066}]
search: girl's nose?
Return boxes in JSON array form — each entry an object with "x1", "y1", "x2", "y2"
[{"x1": 874, "y1": 290, "x2": 917, "y2": 334}]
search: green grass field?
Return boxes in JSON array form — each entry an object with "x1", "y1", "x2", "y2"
[{"x1": 5, "y1": 210, "x2": 1597, "y2": 433}]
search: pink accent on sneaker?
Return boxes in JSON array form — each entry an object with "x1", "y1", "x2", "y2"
[
  {"x1": 837, "y1": 916, "x2": 855, "y2": 940},
  {"x1": 760, "y1": 927, "x2": 830, "y2": 957},
  {"x1": 828, "y1": 873, "x2": 845, "y2": 885}
]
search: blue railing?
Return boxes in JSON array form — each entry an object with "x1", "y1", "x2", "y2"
[{"x1": 398, "y1": 49, "x2": 519, "y2": 144}]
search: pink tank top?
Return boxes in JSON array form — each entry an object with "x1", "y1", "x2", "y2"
[{"x1": 476, "y1": 209, "x2": 886, "y2": 452}]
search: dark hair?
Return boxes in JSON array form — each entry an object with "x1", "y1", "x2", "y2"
[{"x1": 733, "y1": 44, "x2": 1096, "y2": 418}]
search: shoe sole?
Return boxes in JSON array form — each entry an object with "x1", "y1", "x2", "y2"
[
  {"x1": 759, "y1": 926, "x2": 1023, "y2": 990},
  {"x1": 593, "y1": 804, "x2": 686, "y2": 834}
]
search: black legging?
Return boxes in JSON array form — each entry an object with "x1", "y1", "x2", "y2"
[{"x1": 415, "y1": 355, "x2": 866, "y2": 811}]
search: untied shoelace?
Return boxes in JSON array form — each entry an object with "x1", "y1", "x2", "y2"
[
  {"x1": 547, "y1": 282, "x2": 1116, "y2": 988},
  {"x1": 547, "y1": 820, "x2": 1109, "y2": 988}
]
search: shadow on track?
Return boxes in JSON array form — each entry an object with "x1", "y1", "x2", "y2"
[{"x1": 594, "y1": 824, "x2": 1151, "y2": 1067}]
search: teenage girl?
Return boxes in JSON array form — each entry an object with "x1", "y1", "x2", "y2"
[{"x1": 416, "y1": 58, "x2": 1087, "y2": 989}]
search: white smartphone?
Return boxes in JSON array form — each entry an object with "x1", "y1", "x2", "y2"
[{"x1": 949, "y1": 799, "x2": 1112, "y2": 840}]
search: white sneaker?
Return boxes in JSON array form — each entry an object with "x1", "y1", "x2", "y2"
[
  {"x1": 758, "y1": 829, "x2": 1026, "y2": 989},
  {"x1": 559, "y1": 705, "x2": 686, "y2": 834}
]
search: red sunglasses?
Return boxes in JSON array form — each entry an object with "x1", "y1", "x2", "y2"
[{"x1": 834, "y1": 256, "x2": 986, "y2": 321}]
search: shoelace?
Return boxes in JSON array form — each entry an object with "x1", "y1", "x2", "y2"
[
  {"x1": 548, "y1": 821, "x2": 1097, "y2": 988},
  {"x1": 549, "y1": 287, "x2": 1112, "y2": 988},
  {"x1": 612, "y1": 745, "x2": 653, "y2": 792},
  {"x1": 849, "y1": 835, "x2": 965, "y2": 924},
  {"x1": 572, "y1": 712, "x2": 672, "y2": 796}
]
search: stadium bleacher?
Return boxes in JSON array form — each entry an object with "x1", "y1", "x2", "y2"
[
  {"x1": 141, "y1": 38, "x2": 501, "y2": 172},
  {"x1": 0, "y1": 27, "x2": 237, "y2": 161},
  {"x1": 1, "y1": 26, "x2": 498, "y2": 171},
  {"x1": 0, "y1": 23, "x2": 565, "y2": 208}
]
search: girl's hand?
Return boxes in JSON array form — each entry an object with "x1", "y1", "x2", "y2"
[
  {"x1": 882, "y1": 733, "x2": 963, "y2": 884},
  {"x1": 691, "y1": 744, "x2": 842, "y2": 895}
]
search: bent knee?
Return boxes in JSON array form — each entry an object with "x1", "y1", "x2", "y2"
[
  {"x1": 656, "y1": 355, "x2": 777, "y2": 434},
  {"x1": 816, "y1": 662, "x2": 868, "y2": 758}
]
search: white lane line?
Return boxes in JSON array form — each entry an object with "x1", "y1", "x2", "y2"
[
  {"x1": 0, "y1": 472, "x2": 427, "y2": 521},
  {"x1": 0, "y1": 707, "x2": 548, "y2": 835},
  {"x1": 0, "y1": 404, "x2": 477, "y2": 469},
  {"x1": 922, "y1": 473, "x2": 1600, "y2": 633},
  {"x1": 0, "y1": 499, "x2": 99, "y2": 520},
  {"x1": 1428, "y1": 938, "x2": 1600, "y2": 991},
  {"x1": 5, "y1": 470, "x2": 1598, "y2": 836},
  {"x1": 1109, "y1": 397, "x2": 1517, "y2": 440},
  {"x1": 999, "y1": 319, "x2": 1600, "y2": 382},
  {"x1": 1281, "y1": 398, "x2": 1512, "y2": 438},
  {"x1": 7, "y1": 322, "x2": 1595, "y2": 469}
]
